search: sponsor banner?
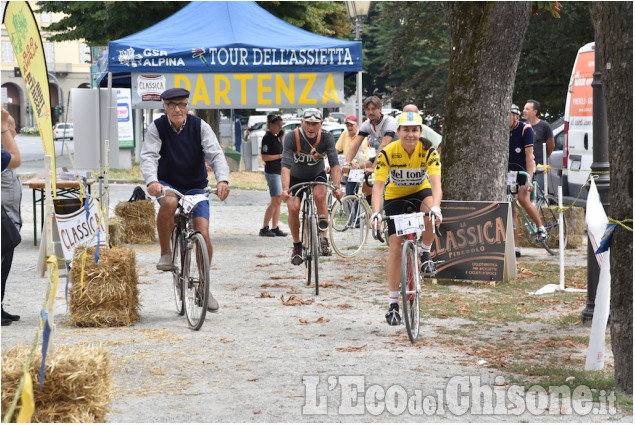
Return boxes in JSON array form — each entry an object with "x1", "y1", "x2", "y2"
[
  {"x1": 54, "y1": 198, "x2": 107, "y2": 261},
  {"x1": 432, "y1": 201, "x2": 510, "y2": 281},
  {"x1": 116, "y1": 88, "x2": 134, "y2": 148},
  {"x1": 132, "y1": 72, "x2": 344, "y2": 109},
  {"x1": 570, "y1": 51, "x2": 594, "y2": 117},
  {"x1": 4, "y1": 1, "x2": 55, "y2": 173},
  {"x1": 111, "y1": 45, "x2": 360, "y2": 73}
]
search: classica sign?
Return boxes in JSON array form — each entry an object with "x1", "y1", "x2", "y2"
[{"x1": 132, "y1": 72, "x2": 344, "y2": 109}]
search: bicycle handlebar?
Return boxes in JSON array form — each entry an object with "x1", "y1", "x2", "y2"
[
  {"x1": 287, "y1": 181, "x2": 340, "y2": 195},
  {"x1": 159, "y1": 186, "x2": 218, "y2": 199}
]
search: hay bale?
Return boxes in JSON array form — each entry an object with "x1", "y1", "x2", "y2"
[
  {"x1": 517, "y1": 205, "x2": 585, "y2": 249},
  {"x1": 1, "y1": 345, "x2": 113, "y2": 423},
  {"x1": 69, "y1": 246, "x2": 140, "y2": 327},
  {"x1": 108, "y1": 216, "x2": 125, "y2": 247},
  {"x1": 114, "y1": 199, "x2": 156, "y2": 244}
]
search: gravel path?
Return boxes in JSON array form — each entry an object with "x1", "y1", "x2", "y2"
[{"x1": 1, "y1": 185, "x2": 627, "y2": 422}]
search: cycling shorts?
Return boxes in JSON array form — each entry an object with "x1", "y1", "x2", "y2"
[
  {"x1": 158, "y1": 180, "x2": 210, "y2": 219},
  {"x1": 383, "y1": 188, "x2": 432, "y2": 236}
]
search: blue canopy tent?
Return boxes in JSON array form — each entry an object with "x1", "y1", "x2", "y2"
[{"x1": 99, "y1": 1, "x2": 362, "y2": 94}]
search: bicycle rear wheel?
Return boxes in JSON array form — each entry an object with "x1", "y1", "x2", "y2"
[
  {"x1": 539, "y1": 196, "x2": 569, "y2": 255},
  {"x1": 329, "y1": 196, "x2": 370, "y2": 258},
  {"x1": 170, "y1": 227, "x2": 185, "y2": 316},
  {"x1": 401, "y1": 240, "x2": 420, "y2": 343},
  {"x1": 183, "y1": 233, "x2": 210, "y2": 330},
  {"x1": 311, "y1": 216, "x2": 320, "y2": 295}
]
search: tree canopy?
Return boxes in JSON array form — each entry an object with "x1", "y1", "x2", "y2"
[
  {"x1": 514, "y1": 2, "x2": 594, "y2": 119},
  {"x1": 35, "y1": 1, "x2": 351, "y2": 44}
]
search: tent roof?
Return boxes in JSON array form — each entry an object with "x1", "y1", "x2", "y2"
[{"x1": 104, "y1": 1, "x2": 361, "y2": 77}]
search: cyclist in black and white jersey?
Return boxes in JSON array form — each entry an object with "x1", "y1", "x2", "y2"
[
  {"x1": 342, "y1": 96, "x2": 398, "y2": 172},
  {"x1": 280, "y1": 109, "x2": 343, "y2": 265}
]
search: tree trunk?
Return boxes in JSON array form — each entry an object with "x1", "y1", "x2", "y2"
[
  {"x1": 196, "y1": 109, "x2": 222, "y2": 144},
  {"x1": 441, "y1": 2, "x2": 531, "y2": 201},
  {"x1": 589, "y1": 2, "x2": 633, "y2": 396}
]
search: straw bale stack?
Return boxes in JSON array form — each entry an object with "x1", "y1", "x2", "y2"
[
  {"x1": 114, "y1": 199, "x2": 156, "y2": 244},
  {"x1": 1, "y1": 345, "x2": 113, "y2": 422},
  {"x1": 518, "y1": 205, "x2": 585, "y2": 249},
  {"x1": 69, "y1": 246, "x2": 140, "y2": 327},
  {"x1": 108, "y1": 216, "x2": 125, "y2": 247}
]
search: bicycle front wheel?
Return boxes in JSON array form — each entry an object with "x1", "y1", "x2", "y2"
[
  {"x1": 329, "y1": 196, "x2": 370, "y2": 258},
  {"x1": 301, "y1": 204, "x2": 312, "y2": 287},
  {"x1": 401, "y1": 240, "x2": 420, "y2": 343},
  {"x1": 183, "y1": 233, "x2": 210, "y2": 330},
  {"x1": 311, "y1": 215, "x2": 320, "y2": 295},
  {"x1": 170, "y1": 227, "x2": 185, "y2": 316},
  {"x1": 539, "y1": 196, "x2": 569, "y2": 255}
]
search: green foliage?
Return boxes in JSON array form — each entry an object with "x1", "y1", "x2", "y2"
[
  {"x1": 36, "y1": 1, "x2": 351, "y2": 45},
  {"x1": 360, "y1": 2, "x2": 449, "y2": 115},
  {"x1": 514, "y1": 2, "x2": 594, "y2": 119},
  {"x1": 257, "y1": 1, "x2": 351, "y2": 38},
  {"x1": 35, "y1": 1, "x2": 189, "y2": 45},
  {"x1": 18, "y1": 127, "x2": 39, "y2": 136}
]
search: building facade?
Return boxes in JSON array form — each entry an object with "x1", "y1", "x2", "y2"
[{"x1": 1, "y1": 3, "x2": 92, "y2": 131}]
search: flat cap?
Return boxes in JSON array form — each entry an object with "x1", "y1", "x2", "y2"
[{"x1": 161, "y1": 88, "x2": 190, "y2": 100}]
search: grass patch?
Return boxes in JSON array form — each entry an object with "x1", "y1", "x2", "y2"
[
  {"x1": 505, "y1": 364, "x2": 633, "y2": 413},
  {"x1": 107, "y1": 162, "x2": 269, "y2": 191}
]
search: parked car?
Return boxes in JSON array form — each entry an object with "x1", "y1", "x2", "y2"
[
  {"x1": 53, "y1": 122, "x2": 73, "y2": 140},
  {"x1": 329, "y1": 112, "x2": 346, "y2": 124},
  {"x1": 322, "y1": 122, "x2": 346, "y2": 140}
]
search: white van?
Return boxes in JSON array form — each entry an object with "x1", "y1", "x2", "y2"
[{"x1": 562, "y1": 42, "x2": 595, "y2": 204}]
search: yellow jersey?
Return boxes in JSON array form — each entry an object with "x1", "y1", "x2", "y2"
[{"x1": 374, "y1": 140, "x2": 441, "y2": 200}]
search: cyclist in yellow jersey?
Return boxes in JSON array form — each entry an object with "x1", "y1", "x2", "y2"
[{"x1": 370, "y1": 111, "x2": 442, "y2": 326}]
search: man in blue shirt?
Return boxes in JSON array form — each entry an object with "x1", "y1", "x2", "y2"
[
  {"x1": 141, "y1": 88, "x2": 230, "y2": 311},
  {"x1": 509, "y1": 104, "x2": 546, "y2": 257}
]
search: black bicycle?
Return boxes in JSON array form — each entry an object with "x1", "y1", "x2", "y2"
[
  {"x1": 289, "y1": 181, "x2": 339, "y2": 295},
  {"x1": 160, "y1": 187, "x2": 216, "y2": 330}
]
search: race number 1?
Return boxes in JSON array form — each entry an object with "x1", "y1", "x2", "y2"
[{"x1": 394, "y1": 213, "x2": 425, "y2": 237}]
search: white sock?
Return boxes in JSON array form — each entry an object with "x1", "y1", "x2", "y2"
[
  {"x1": 389, "y1": 291, "x2": 399, "y2": 306},
  {"x1": 420, "y1": 242, "x2": 432, "y2": 252}
]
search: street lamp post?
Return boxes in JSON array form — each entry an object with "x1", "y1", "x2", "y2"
[{"x1": 345, "y1": 1, "x2": 371, "y2": 122}]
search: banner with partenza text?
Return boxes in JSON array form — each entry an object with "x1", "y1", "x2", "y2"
[
  {"x1": 131, "y1": 72, "x2": 344, "y2": 109},
  {"x1": 431, "y1": 201, "x2": 511, "y2": 281},
  {"x1": 3, "y1": 1, "x2": 55, "y2": 173}
]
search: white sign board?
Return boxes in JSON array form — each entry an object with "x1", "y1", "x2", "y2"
[
  {"x1": 116, "y1": 88, "x2": 134, "y2": 148},
  {"x1": 54, "y1": 197, "x2": 107, "y2": 260}
]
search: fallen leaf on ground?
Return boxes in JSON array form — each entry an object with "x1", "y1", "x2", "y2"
[
  {"x1": 258, "y1": 292, "x2": 275, "y2": 298},
  {"x1": 261, "y1": 282, "x2": 286, "y2": 288},
  {"x1": 298, "y1": 317, "x2": 330, "y2": 324},
  {"x1": 335, "y1": 344, "x2": 367, "y2": 352},
  {"x1": 519, "y1": 267, "x2": 543, "y2": 278},
  {"x1": 281, "y1": 295, "x2": 314, "y2": 306}
]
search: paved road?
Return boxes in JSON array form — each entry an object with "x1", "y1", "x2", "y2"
[{"x1": 1, "y1": 178, "x2": 622, "y2": 422}]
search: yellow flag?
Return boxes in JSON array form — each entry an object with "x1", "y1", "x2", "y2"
[
  {"x1": 16, "y1": 372, "x2": 35, "y2": 423},
  {"x1": 4, "y1": 1, "x2": 56, "y2": 182}
]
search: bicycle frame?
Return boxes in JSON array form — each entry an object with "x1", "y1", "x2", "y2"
[{"x1": 288, "y1": 181, "x2": 338, "y2": 295}]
